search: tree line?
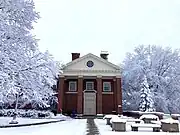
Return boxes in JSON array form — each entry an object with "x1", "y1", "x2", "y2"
[
  {"x1": 1, "y1": 0, "x2": 179, "y2": 114},
  {"x1": 122, "y1": 45, "x2": 180, "y2": 113}
]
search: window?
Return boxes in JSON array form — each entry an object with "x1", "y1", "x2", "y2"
[
  {"x1": 86, "y1": 82, "x2": 94, "y2": 90},
  {"x1": 103, "y1": 82, "x2": 111, "y2": 92},
  {"x1": 86, "y1": 60, "x2": 94, "y2": 67},
  {"x1": 69, "y1": 81, "x2": 77, "y2": 91}
]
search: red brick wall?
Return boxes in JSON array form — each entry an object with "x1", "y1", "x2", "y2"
[
  {"x1": 101, "y1": 79, "x2": 115, "y2": 114},
  {"x1": 61, "y1": 77, "x2": 122, "y2": 114},
  {"x1": 96, "y1": 77, "x2": 102, "y2": 114},
  {"x1": 63, "y1": 79, "x2": 78, "y2": 113},
  {"x1": 72, "y1": 53, "x2": 80, "y2": 61},
  {"x1": 116, "y1": 78, "x2": 122, "y2": 114},
  {"x1": 102, "y1": 94, "x2": 114, "y2": 114},
  {"x1": 58, "y1": 76, "x2": 64, "y2": 113},
  {"x1": 77, "y1": 77, "x2": 83, "y2": 114},
  {"x1": 64, "y1": 94, "x2": 77, "y2": 112},
  {"x1": 113, "y1": 78, "x2": 117, "y2": 113}
]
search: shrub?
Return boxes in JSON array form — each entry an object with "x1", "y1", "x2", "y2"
[{"x1": 0, "y1": 109, "x2": 54, "y2": 119}]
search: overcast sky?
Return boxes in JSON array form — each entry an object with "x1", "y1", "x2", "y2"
[{"x1": 33, "y1": 0, "x2": 180, "y2": 65}]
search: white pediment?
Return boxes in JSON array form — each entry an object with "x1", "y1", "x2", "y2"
[{"x1": 62, "y1": 53, "x2": 121, "y2": 77}]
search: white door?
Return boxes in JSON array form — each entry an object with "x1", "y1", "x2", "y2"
[{"x1": 84, "y1": 93, "x2": 96, "y2": 115}]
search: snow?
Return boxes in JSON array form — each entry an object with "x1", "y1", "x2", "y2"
[
  {"x1": 161, "y1": 118, "x2": 179, "y2": 124},
  {"x1": 103, "y1": 114, "x2": 117, "y2": 119},
  {"x1": 0, "y1": 119, "x2": 87, "y2": 135},
  {"x1": 151, "y1": 120, "x2": 161, "y2": 125},
  {"x1": 95, "y1": 119, "x2": 179, "y2": 135},
  {"x1": 126, "y1": 118, "x2": 142, "y2": 123},
  {"x1": 163, "y1": 114, "x2": 171, "y2": 119},
  {"x1": 139, "y1": 75, "x2": 155, "y2": 112},
  {"x1": 0, "y1": 0, "x2": 59, "y2": 110},
  {"x1": 120, "y1": 115, "x2": 134, "y2": 119},
  {"x1": 97, "y1": 114, "x2": 103, "y2": 116},
  {"x1": 103, "y1": 115, "x2": 126, "y2": 123},
  {"x1": 0, "y1": 117, "x2": 179, "y2": 135},
  {"x1": 140, "y1": 114, "x2": 159, "y2": 120},
  {"x1": 49, "y1": 114, "x2": 70, "y2": 120},
  {"x1": 131, "y1": 123, "x2": 161, "y2": 128},
  {"x1": 111, "y1": 118, "x2": 126, "y2": 123},
  {"x1": 171, "y1": 114, "x2": 180, "y2": 117},
  {"x1": 110, "y1": 115, "x2": 126, "y2": 123},
  {"x1": 139, "y1": 112, "x2": 164, "y2": 115},
  {"x1": 122, "y1": 45, "x2": 180, "y2": 113},
  {"x1": 0, "y1": 115, "x2": 70, "y2": 126}
]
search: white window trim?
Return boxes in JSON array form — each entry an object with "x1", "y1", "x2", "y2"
[
  {"x1": 102, "y1": 92, "x2": 113, "y2": 94},
  {"x1": 65, "y1": 91, "x2": 78, "y2": 94},
  {"x1": 86, "y1": 81, "x2": 94, "y2": 90},
  {"x1": 103, "y1": 82, "x2": 111, "y2": 92},
  {"x1": 69, "y1": 81, "x2": 77, "y2": 91}
]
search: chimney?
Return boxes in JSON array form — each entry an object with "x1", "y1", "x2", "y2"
[
  {"x1": 100, "y1": 51, "x2": 109, "y2": 60},
  {"x1": 71, "y1": 53, "x2": 80, "y2": 61}
]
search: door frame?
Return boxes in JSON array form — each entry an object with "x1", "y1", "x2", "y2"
[{"x1": 83, "y1": 92, "x2": 96, "y2": 115}]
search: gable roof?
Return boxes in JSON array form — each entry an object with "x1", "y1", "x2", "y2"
[{"x1": 63, "y1": 53, "x2": 120, "y2": 70}]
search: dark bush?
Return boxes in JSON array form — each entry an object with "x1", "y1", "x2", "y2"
[
  {"x1": 123, "y1": 111, "x2": 140, "y2": 118},
  {"x1": 63, "y1": 110, "x2": 72, "y2": 116},
  {"x1": 171, "y1": 114, "x2": 180, "y2": 120},
  {"x1": 38, "y1": 112, "x2": 46, "y2": 118},
  {"x1": 0, "y1": 110, "x2": 4, "y2": 116}
]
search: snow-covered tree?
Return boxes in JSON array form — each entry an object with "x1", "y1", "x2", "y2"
[
  {"x1": 139, "y1": 76, "x2": 155, "y2": 112},
  {"x1": 0, "y1": 0, "x2": 59, "y2": 110},
  {"x1": 122, "y1": 45, "x2": 180, "y2": 113}
]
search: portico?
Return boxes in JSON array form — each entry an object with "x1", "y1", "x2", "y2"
[{"x1": 58, "y1": 52, "x2": 122, "y2": 115}]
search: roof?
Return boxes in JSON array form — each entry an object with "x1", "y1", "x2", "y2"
[{"x1": 63, "y1": 53, "x2": 120, "y2": 70}]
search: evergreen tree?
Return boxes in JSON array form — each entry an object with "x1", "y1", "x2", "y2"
[{"x1": 139, "y1": 76, "x2": 155, "y2": 112}]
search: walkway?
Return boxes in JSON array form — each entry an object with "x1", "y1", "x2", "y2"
[{"x1": 86, "y1": 117, "x2": 100, "y2": 135}]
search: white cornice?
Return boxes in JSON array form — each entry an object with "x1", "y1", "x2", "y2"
[
  {"x1": 62, "y1": 70, "x2": 121, "y2": 77},
  {"x1": 63, "y1": 69, "x2": 120, "y2": 73}
]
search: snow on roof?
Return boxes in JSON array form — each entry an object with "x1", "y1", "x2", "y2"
[
  {"x1": 139, "y1": 111, "x2": 164, "y2": 115},
  {"x1": 171, "y1": 114, "x2": 180, "y2": 117},
  {"x1": 151, "y1": 120, "x2": 161, "y2": 125},
  {"x1": 161, "y1": 118, "x2": 179, "y2": 124},
  {"x1": 97, "y1": 114, "x2": 103, "y2": 116},
  {"x1": 103, "y1": 115, "x2": 117, "y2": 119},
  {"x1": 109, "y1": 115, "x2": 126, "y2": 123},
  {"x1": 130, "y1": 111, "x2": 141, "y2": 113},
  {"x1": 50, "y1": 114, "x2": 71, "y2": 120},
  {"x1": 140, "y1": 114, "x2": 159, "y2": 120},
  {"x1": 111, "y1": 118, "x2": 126, "y2": 123}
]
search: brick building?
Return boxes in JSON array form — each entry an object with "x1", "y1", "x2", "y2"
[{"x1": 58, "y1": 52, "x2": 122, "y2": 115}]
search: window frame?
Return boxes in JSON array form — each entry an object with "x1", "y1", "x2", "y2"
[
  {"x1": 68, "y1": 81, "x2": 77, "y2": 91},
  {"x1": 86, "y1": 81, "x2": 94, "y2": 90},
  {"x1": 103, "y1": 82, "x2": 111, "y2": 92}
]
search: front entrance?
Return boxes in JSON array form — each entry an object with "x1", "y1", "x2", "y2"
[{"x1": 84, "y1": 92, "x2": 96, "y2": 115}]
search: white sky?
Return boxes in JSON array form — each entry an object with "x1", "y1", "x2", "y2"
[{"x1": 33, "y1": 0, "x2": 180, "y2": 65}]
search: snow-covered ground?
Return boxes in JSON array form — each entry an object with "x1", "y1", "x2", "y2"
[
  {"x1": 0, "y1": 114, "x2": 71, "y2": 126},
  {"x1": 95, "y1": 119, "x2": 180, "y2": 135},
  {"x1": 0, "y1": 117, "x2": 180, "y2": 135},
  {"x1": 0, "y1": 119, "x2": 87, "y2": 135}
]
